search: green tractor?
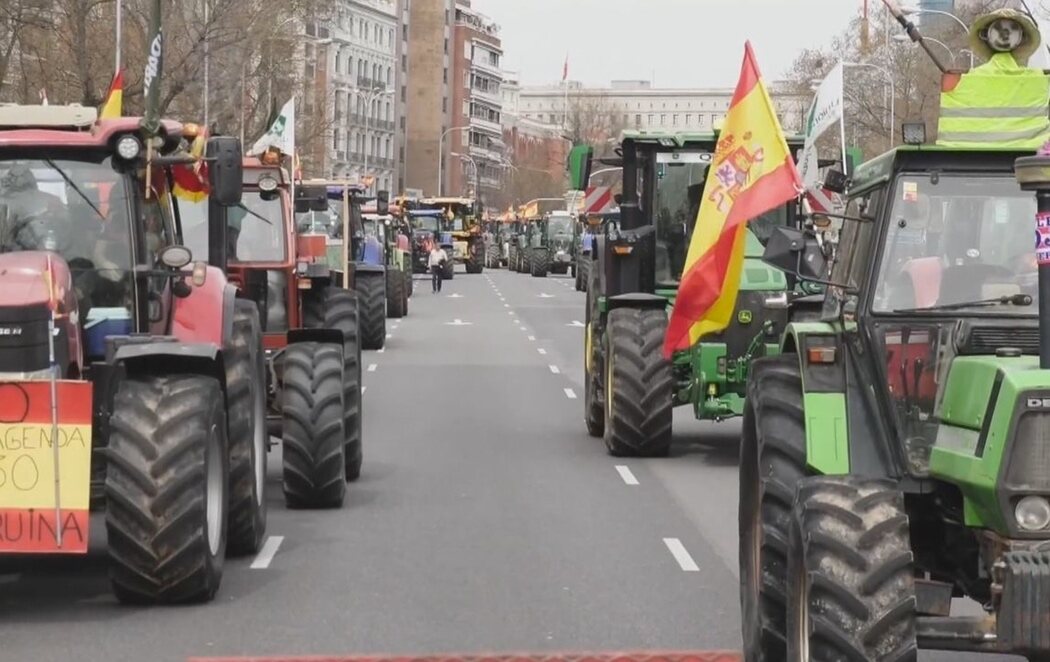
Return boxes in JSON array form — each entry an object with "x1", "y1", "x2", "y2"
[
  {"x1": 526, "y1": 210, "x2": 575, "y2": 278},
  {"x1": 575, "y1": 209, "x2": 620, "y2": 292},
  {"x1": 579, "y1": 131, "x2": 802, "y2": 456},
  {"x1": 738, "y1": 139, "x2": 1050, "y2": 660},
  {"x1": 362, "y1": 208, "x2": 410, "y2": 319}
]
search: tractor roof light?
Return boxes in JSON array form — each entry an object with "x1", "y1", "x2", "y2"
[
  {"x1": 116, "y1": 134, "x2": 142, "y2": 160},
  {"x1": 258, "y1": 174, "x2": 279, "y2": 192},
  {"x1": 902, "y1": 122, "x2": 927, "y2": 145},
  {"x1": 182, "y1": 123, "x2": 202, "y2": 139},
  {"x1": 1015, "y1": 495, "x2": 1050, "y2": 532}
]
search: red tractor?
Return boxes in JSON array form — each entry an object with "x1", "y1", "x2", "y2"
[
  {"x1": 0, "y1": 104, "x2": 266, "y2": 603},
  {"x1": 182, "y1": 154, "x2": 365, "y2": 503}
]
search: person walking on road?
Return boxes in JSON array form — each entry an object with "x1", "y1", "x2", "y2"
[{"x1": 429, "y1": 243, "x2": 449, "y2": 293}]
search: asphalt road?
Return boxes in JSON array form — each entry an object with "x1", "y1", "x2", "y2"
[{"x1": 0, "y1": 266, "x2": 1023, "y2": 662}]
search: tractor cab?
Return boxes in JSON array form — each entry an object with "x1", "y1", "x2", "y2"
[{"x1": 418, "y1": 196, "x2": 484, "y2": 273}]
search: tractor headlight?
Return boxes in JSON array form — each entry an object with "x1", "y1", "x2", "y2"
[
  {"x1": 116, "y1": 135, "x2": 142, "y2": 160},
  {"x1": 258, "y1": 174, "x2": 279, "y2": 192},
  {"x1": 1015, "y1": 496, "x2": 1050, "y2": 531}
]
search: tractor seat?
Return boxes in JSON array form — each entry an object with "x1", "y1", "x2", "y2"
[{"x1": 894, "y1": 257, "x2": 943, "y2": 310}]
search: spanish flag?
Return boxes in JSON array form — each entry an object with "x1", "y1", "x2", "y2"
[
  {"x1": 99, "y1": 69, "x2": 124, "y2": 119},
  {"x1": 662, "y1": 43, "x2": 802, "y2": 357},
  {"x1": 172, "y1": 130, "x2": 210, "y2": 203}
]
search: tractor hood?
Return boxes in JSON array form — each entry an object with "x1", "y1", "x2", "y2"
[{"x1": 0, "y1": 251, "x2": 75, "y2": 313}]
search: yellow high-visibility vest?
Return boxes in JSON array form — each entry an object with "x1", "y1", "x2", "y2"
[{"x1": 937, "y1": 53, "x2": 1050, "y2": 149}]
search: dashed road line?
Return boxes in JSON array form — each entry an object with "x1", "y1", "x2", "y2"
[
  {"x1": 537, "y1": 348, "x2": 547, "y2": 355},
  {"x1": 663, "y1": 538, "x2": 700, "y2": 572},
  {"x1": 368, "y1": 364, "x2": 378, "y2": 372},
  {"x1": 563, "y1": 387, "x2": 577, "y2": 399},
  {"x1": 250, "y1": 536, "x2": 285, "y2": 569},
  {"x1": 549, "y1": 365, "x2": 560, "y2": 374},
  {"x1": 377, "y1": 348, "x2": 385, "y2": 354},
  {"x1": 615, "y1": 465, "x2": 639, "y2": 485},
  {"x1": 528, "y1": 335, "x2": 535, "y2": 341}
]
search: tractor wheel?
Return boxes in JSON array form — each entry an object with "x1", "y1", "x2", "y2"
[
  {"x1": 357, "y1": 273, "x2": 386, "y2": 350},
  {"x1": 583, "y1": 263, "x2": 604, "y2": 438},
  {"x1": 225, "y1": 299, "x2": 268, "y2": 556},
  {"x1": 786, "y1": 476, "x2": 917, "y2": 661},
  {"x1": 386, "y1": 267, "x2": 406, "y2": 318},
  {"x1": 521, "y1": 250, "x2": 531, "y2": 274},
  {"x1": 404, "y1": 267, "x2": 414, "y2": 298},
  {"x1": 602, "y1": 307, "x2": 672, "y2": 456},
  {"x1": 281, "y1": 343, "x2": 346, "y2": 508},
  {"x1": 443, "y1": 261, "x2": 455, "y2": 280},
  {"x1": 531, "y1": 248, "x2": 549, "y2": 277},
  {"x1": 309, "y1": 288, "x2": 363, "y2": 482},
  {"x1": 739, "y1": 355, "x2": 809, "y2": 662},
  {"x1": 105, "y1": 375, "x2": 229, "y2": 604}
]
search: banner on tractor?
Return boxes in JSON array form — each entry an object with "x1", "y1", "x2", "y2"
[{"x1": 0, "y1": 381, "x2": 93, "y2": 554}]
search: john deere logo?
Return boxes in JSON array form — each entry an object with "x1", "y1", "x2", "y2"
[{"x1": 738, "y1": 310, "x2": 753, "y2": 325}]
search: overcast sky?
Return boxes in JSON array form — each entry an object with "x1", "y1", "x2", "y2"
[{"x1": 470, "y1": 0, "x2": 864, "y2": 88}]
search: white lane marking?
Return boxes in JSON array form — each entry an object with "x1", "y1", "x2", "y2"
[
  {"x1": 448, "y1": 293, "x2": 464, "y2": 298},
  {"x1": 663, "y1": 538, "x2": 700, "y2": 572},
  {"x1": 563, "y1": 387, "x2": 577, "y2": 399},
  {"x1": 509, "y1": 311, "x2": 516, "y2": 316},
  {"x1": 528, "y1": 335, "x2": 535, "y2": 341},
  {"x1": 537, "y1": 348, "x2": 547, "y2": 355},
  {"x1": 386, "y1": 333, "x2": 392, "y2": 338},
  {"x1": 377, "y1": 348, "x2": 385, "y2": 354},
  {"x1": 504, "y1": 303, "x2": 510, "y2": 308},
  {"x1": 362, "y1": 386, "x2": 367, "y2": 393},
  {"x1": 549, "y1": 364, "x2": 560, "y2": 374},
  {"x1": 538, "y1": 293, "x2": 555, "y2": 298},
  {"x1": 615, "y1": 465, "x2": 639, "y2": 485},
  {"x1": 392, "y1": 325, "x2": 399, "y2": 330},
  {"x1": 251, "y1": 536, "x2": 285, "y2": 569},
  {"x1": 568, "y1": 320, "x2": 585, "y2": 327},
  {"x1": 445, "y1": 319, "x2": 474, "y2": 326},
  {"x1": 368, "y1": 364, "x2": 378, "y2": 372}
]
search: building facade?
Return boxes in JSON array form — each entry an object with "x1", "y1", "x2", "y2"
[
  {"x1": 404, "y1": 0, "x2": 455, "y2": 197},
  {"x1": 321, "y1": 0, "x2": 401, "y2": 193},
  {"x1": 513, "y1": 79, "x2": 808, "y2": 137},
  {"x1": 446, "y1": 1, "x2": 504, "y2": 200}
]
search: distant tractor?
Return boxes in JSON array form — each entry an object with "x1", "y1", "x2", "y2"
[
  {"x1": 362, "y1": 204, "x2": 410, "y2": 318},
  {"x1": 408, "y1": 208, "x2": 454, "y2": 280},
  {"x1": 418, "y1": 197, "x2": 484, "y2": 273},
  {"x1": 0, "y1": 105, "x2": 261, "y2": 603}
]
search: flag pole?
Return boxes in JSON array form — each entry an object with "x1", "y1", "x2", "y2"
[
  {"x1": 45, "y1": 255, "x2": 62, "y2": 547},
  {"x1": 115, "y1": 0, "x2": 122, "y2": 72}
]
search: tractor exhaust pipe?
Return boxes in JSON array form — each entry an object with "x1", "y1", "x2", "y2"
[{"x1": 1015, "y1": 152, "x2": 1050, "y2": 368}]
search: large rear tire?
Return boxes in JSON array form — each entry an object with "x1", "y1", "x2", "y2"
[
  {"x1": 602, "y1": 307, "x2": 672, "y2": 456},
  {"x1": 281, "y1": 343, "x2": 346, "y2": 508},
  {"x1": 786, "y1": 477, "x2": 918, "y2": 662},
  {"x1": 357, "y1": 272, "x2": 386, "y2": 350},
  {"x1": 584, "y1": 262, "x2": 604, "y2": 437},
  {"x1": 225, "y1": 299, "x2": 267, "y2": 556},
  {"x1": 531, "y1": 248, "x2": 549, "y2": 277},
  {"x1": 739, "y1": 355, "x2": 809, "y2": 662},
  {"x1": 386, "y1": 267, "x2": 406, "y2": 318},
  {"x1": 105, "y1": 375, "x2": 229, "y2": 604},
  {"x1": 404, "y1": 265, "x2": 414, "y2": 298}
]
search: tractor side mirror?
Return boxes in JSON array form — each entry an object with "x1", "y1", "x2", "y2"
[
  {"x1": 762, "y1": 226, "x2": 827, "y2": 282},
  {"x1": 376, "y1": 190, "x2": 390, "y2": 215},
  {"x1": 823, "y1": 169, "x2": 848, "y2": 195},
  {"x1": 568, "y1": 144, "x2": 593, "y2": 191},
  {"x1": 205, "y1": 136, "x2": 243, "y2": 206}
]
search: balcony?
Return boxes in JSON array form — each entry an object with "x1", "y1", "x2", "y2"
[
  {"x1": 469, "y1": 143, "x2": 502, "y2": 163},
  {"x1": 357, "y1": 77, "x2": 387, "y2": 91},
  {"x1": 480, "y1": 175, "x2": 502, "y2": 189},
  {"x1": 471, "y1": 56, "x2": 502, "y2": 78},
  {"x1": 469, "y1": 114, "x2": 502, "y2": 136},
  {"x1": 471, "y1": 84, "x2": 500, "y2": 105}
]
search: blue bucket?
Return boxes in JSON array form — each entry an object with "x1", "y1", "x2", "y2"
[{"x1": 85, "y1": 308, "x2": 132, "y2": 357}]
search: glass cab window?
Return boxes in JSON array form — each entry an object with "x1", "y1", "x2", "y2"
[
  {"x1": 228, "y1": 193, "x2": 286, "y2": 263},
  {"x1": 0, "y1": 157, "x2": 134, "y2": 312},
  {"x1": 873, "y1": 174, "x2": 1036, "y2": 314},
  {"x1": 653, "y1": 151, "x2": 710, "y2": 285}
]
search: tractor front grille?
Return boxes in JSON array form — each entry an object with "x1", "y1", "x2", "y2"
[{"x1": 957, "y1": 322, "x2": 1039, "y2": 355}]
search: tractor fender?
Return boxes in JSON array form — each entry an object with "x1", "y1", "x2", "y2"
[
  {"x1": 172, "y1": 265, "x2": 236, "y2": 347},
  {"x1": 112, "y1": 340, "x2": 224, "y2": 385},
  {"x1": 287, "y1": 328, "x2": 345, "y2": 347},
  {"x1": 355, "y1": 264, "x2": 385, "y2": 275},
  {"x1": 607, "y1": 293, "x2": 668, "y2": 311}
]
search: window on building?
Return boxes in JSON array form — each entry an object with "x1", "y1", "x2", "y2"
[
  {"x1": 685, "y1": 114, "x2": 692, "y2": 125},
  {"x1": 333, "y1": 129, "x2": 340, "y2": 150},
  {"x1": 443, "y1": 97, "x2": 448, "y2": 113},
  {"x1": 385, "y1": 101, "x2": 391, "y2": 121},
  {"x1": 672, "y1": 114, "x2": 678, "y2": 126},
  {"x1": 387, "y1": 66, "x2": 393, "y2": 85},
  {"x1": 647, "y1": 114, "x2": 654, "y2": 126},
  {"x1": 635, "y1": 114, "x2": 641, "y2": 126},
  {"x1": 401, "y1": 85, "x2": 406, "y2": 102},
  {"x1": 443, "y1": 68, "x2": 448, "y2": 84},
  {"x1": 444, "y1": 38, "x2": 449, "y2": 54},
  {"x1": 660, "y1": 114, "x2": 667, "y2": 125}
]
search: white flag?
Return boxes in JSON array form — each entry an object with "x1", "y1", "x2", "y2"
[
  {"x1": 249, "y1": 97, "x2": 296, "y2": 156},
  {"x1": 797, "y1": 63, "x2": 843, "y2": 192}
]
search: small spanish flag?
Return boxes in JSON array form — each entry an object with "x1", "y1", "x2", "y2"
[
  {"x1": 662, "y1": 43, "x2": 803, "y2": 357},
  {"x1": 99, "y1": 69, "x2": 124, "y2": 119},
  {"x1": 172, "y1": 130, "x2": 210, "y2": 202}
]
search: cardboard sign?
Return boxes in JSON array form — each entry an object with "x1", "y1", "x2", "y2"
[{"x1": 0, "y1": 381, "x2": 93, "y2": 554}]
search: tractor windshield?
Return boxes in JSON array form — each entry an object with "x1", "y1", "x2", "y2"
[
  {"x1": 0, "y1": 156, "x2": 135, "y2": 308},
  {"x1": 873, "y1": 174, "x2": 1036, "y2": 314},
  {"x1": 653, "y1": 156, "x2": 710, "y2": 283},
  {"x1": 547, "y1": 216, "x2": 572, "y2": 238},
  {"x1": 228, "y1": 193, "x2": 286, "y2": 263},
  {"x1": 412, "y1": 215, "x2": 441, "y2": 233}
]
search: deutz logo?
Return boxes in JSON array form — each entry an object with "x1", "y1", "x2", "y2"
[
  {"x1": 1027, "y1": 397, "x2": 1050, "y2": 409},
  {"x1": 0, "y1": 327, "x2": 22, "y2": 336}
]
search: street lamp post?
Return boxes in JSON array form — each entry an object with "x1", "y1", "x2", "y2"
[
  {"x1": 589, "y1": 166, "x2": 622, "y2": 182},
  {"x1": 893, "y1": 34, "x2": 973, "y2": 68},
  {"x1": 899, "y1": 5, "x2": 969, "y2": 34},
  {"x1": 842, "y1": 61, "x2": 895, "y2": 151},
  {"x1": 451, "y1": 151, "x2": 479, "y2": 199},
  {"x1": 438, "y1": 126, "x2": 470, "y2": 197},
  {"x1": 360, "y1": 87, "x2": 394, "y2": 195}
]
